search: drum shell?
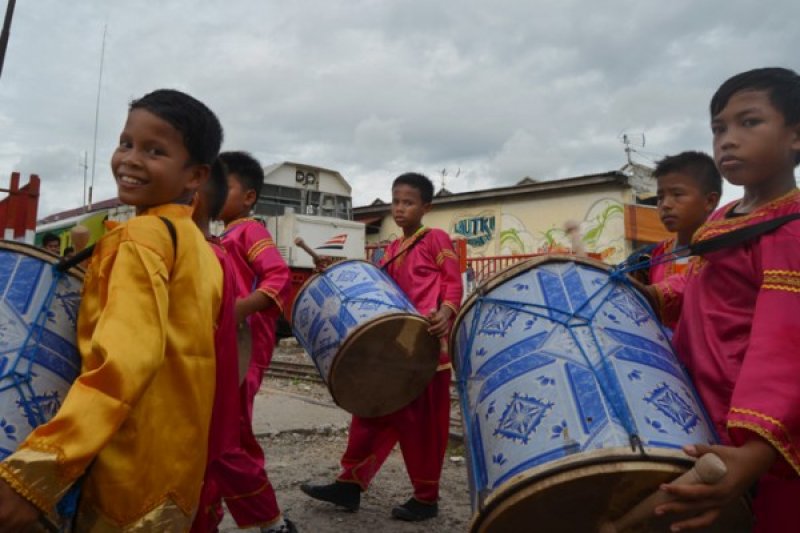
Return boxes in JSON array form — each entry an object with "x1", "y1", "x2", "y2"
[
  {"x1": 292, "y1": 260, "x2": 439, "y2": 418},
  {"x1": 0, "y1": 241, "x2": 83, "y2": 459},
  {"x1": 451, "y1": 254, "x2": 751, "y2": 532}
]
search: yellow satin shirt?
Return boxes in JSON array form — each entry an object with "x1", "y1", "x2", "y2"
[{"x1": 0, "y1": 204, "x2": 222, "y2": 531}]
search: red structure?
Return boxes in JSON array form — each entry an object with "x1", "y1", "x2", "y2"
[{"x1": 0, "y1": 172, "x2": 40, "y2": 242}]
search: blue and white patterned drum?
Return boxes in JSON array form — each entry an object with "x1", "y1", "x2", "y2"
[
  {"x1": 0, "y1": 242, "x2": 82, "y2": 460},
  {"x1": 451, "y1": 255, "x2": 749, "y2": 532},
  {"x1": 292, "y1": 260, "x2": 439, "y2": 418}
]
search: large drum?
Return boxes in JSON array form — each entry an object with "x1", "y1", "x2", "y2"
[
  {"x1": 292, "y1": 260, "x2": 439, "y2": 418},
  {"x1": 451, "y1": 255, "x2": 751, "y2": 532},
  {"x1": 0, "y1": 242, "x2": 83, "y2": 460}
]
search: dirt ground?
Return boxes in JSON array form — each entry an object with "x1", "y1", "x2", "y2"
[{"x1": 219, "y1": 376, "x2": 473, "y2": 533}]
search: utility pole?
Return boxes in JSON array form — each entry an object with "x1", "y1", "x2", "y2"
[
  {"x1": 80, "y1": 151, "x2": 89, "y2": 210},
  {"x1": 89, "y1": 24, "x2": 107, "y2": 211},
  {"x1": 0, "y1": 0, "x2": 17, "y2": 81}
]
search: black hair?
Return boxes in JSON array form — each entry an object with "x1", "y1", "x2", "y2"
[
  {"x1": 392, "y1": 172, "x2": 434, "y2": 203},
  {"x1": 62, "y1": 246, "x2": 75, "y2": 255},
  {"x1": 206, "y1": 158, "x2": 229, "y2": 219},
  {"x1": 129, "y1": 89, "x2": 223, "y2": 166},
  {"x1": 653, "y1": 151, "x2": 722, "y2": 195},
  {"x1": 218, "y1": 151, "x2": 264, "y2": 201},
  {"x1": 41, "y1": 232, "x2": 59, "y2": 246},
  {"x1": 711, "y1": 67, "x2": 800, "y2": 125}
]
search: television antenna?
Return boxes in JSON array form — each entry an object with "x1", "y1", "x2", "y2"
[
  {"x1": 619, "y1": 131, "x2": 646, "y2": 165},
  {"x1": 439, "y1": 167, "x2": 460, "y2": 191}
]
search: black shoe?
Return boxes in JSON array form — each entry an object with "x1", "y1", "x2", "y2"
[
  {"x1": 300, "y1": 481, "x2": 360, "y2": 512},
  {"x1": 391, "y1": 498, "x2": 438, "y2": 521},
  {"x1": 259, "y1": 518, "x2": 297, "y2": 533}
]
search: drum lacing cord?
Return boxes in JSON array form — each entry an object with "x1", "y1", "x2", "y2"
[
  {"x1": 614, "y1": 244, "x2": 692, "y2": 278},
  {"x1": 567, "y1": 278, "x2": 648, "y2": 456}
]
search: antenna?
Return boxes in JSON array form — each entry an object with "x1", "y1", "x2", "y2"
[
  {"x1": 89, "y1": 24, "x2": 107, "y2": 211},
  {"x1": 439, "y1": 167, "x2": 461, "y2": 191},
  {"x1": 619, "y1": 131, "x2": 646, "y2": 165}
]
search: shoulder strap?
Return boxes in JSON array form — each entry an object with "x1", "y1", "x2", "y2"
[
  {"x1": 689, "y1": 213, "x2": 800, "y2": 256},
  {"x1": 380, "y1": 228, "x2": 430, "y2": 271},
  {"x1": 158, "y1": 216, "x2": 178, "y2": 256}
]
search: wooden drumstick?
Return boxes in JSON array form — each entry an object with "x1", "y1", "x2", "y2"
[
  {"x1": 564, "y1": 219, "x2": 586, "y2": 256},
  {"x1": 597, "y1": 453, "x2": 727, "y2": 533},
  {"x1": 294, "y1": 236, "x2": 322, "y2": 265}
]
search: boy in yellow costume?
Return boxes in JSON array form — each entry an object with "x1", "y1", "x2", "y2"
[{"x1": 0, "y1": 89, "x2": 224, "y2": 532}]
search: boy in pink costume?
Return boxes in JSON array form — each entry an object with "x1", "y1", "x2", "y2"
[
  {"x1": 652, "y1": 68, "x2": 800, "y2": 532},
  {"x1": 302, "y1": 172, "x2": 463, "y2": 522},
  {"x1": 216, "y1": 151, "x2": 294, "y2": 533}
]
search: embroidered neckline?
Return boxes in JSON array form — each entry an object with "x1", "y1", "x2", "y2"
[{"x1": 694, "y1": 189, "x2": 800, "y2": 241}]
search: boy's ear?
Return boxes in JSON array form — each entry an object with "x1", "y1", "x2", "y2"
[
  {"x1": 791, "y1": 122, "x2": 800, "y2": 153},
  {"x1": 243, "y1": 188, "x2": 258, "y2": 209},
  {"x1": 187, "y1": 164, "x2": 211, "y2": 193},
  {"x1": 705, "y1": 191, "x2": 721, "y2": 213},
  {"x1": 422, "y1": 202, "x2": 433, "y2": 215}
]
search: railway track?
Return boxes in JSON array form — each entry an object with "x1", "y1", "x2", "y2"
[{"x1": 267, "y1": 359, "x2": 465, "y2": 440}]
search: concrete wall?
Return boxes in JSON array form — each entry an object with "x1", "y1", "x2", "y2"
[{"x1": 368, "y1": 183, "x2": 634, "y2": 264}]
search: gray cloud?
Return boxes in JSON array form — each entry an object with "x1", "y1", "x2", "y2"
[{"x1": 0, "y1": 0, "x2": 797, "y2": 217}]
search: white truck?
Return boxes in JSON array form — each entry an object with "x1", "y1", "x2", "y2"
[{"x1": 262, "y1": 209, "x2": 366, "y2": 268}]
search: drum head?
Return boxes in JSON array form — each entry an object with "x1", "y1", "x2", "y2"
[
  {"x1": 471, "y1": 449, "x2": 752, "y2": 533},
  {"x1": 330, "y1": 313, "x2": 440, "y2": 418}
]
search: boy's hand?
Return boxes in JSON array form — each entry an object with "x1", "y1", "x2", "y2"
[
  {"x1": 0, "y1": 478, "x2": 40, "y2": 532},
  {"x1": 655, "y1": 439, "x2": 776, "y2": 531},
  {"x1": 427, "y1": 306, "x2": 454, "y2": 338},
  {"x1": 235, "y1": 292, "x2": 272, "y2": 324}
]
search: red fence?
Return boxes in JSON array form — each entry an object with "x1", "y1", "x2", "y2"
[{"x1": 0, "y1": 172, "x2": 40, "y2": 243}]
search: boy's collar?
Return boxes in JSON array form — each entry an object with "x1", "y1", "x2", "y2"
[
  {"x1": 138, "y1": 204, "x2": 193, "y2": 218},
  {"x1": 223, "y1": 217, "x2": 258, "y2": 231}
]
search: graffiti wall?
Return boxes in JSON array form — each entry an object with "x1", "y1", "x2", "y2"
[{"x1": 369, "y1": 184, "x2": 632, "y2": 264}]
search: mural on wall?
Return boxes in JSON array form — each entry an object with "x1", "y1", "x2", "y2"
[
  {"x1": 451, "y1": 198, "x2": 626, "y2": 263},
  {"x1": 529, "y1": 198, "x2": 625, "y2": 262},
  {"x1": 451, "y1": 211, "x2": 497, "y2": 254},
  {"x1": 498, "y1": 215, "x2": 536, "y2": 256}
]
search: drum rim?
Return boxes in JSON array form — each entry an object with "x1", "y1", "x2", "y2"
[
  {"x1": 290, "y1": 258, "x2": 378, "y2": 327},
  {"x1": 449, "y1": 253, "x2": 646, "y2": 368},
  {"x1": 0, "y1": 239, "x2": 85, "y2": 279},
  {"x1": 329, "y1": 311, "x2": 439, "y2": 417},
  {"x1": 468, "y1": 447, "x2": 749, "y2": 532}
]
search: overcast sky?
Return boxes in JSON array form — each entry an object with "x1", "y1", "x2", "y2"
[{"x1": 1, "y1": 1, "x2": 798, "y2": 218}]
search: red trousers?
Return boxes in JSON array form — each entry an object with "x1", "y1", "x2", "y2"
[
  {"x1": 337, "y1": 369, "x2": 451, "y2": 503},
  {"x1": 192, "y1": 362, "x2": 282, "y2": 531}
]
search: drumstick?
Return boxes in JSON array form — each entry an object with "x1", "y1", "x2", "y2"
[
  {"x1": 294, "y1": 237, "x2": 323, "y2": 265},
  {"x1": 564, "y1": 220, "x2": 586, "y2": 256},
  {"x1": 597, "y1": 453, "x2": 727, "y2": 533}
]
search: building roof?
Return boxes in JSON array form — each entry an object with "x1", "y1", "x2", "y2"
[
  {"x1": 354, "y1": 170, "x2": 629, "y2": 217},
  {"x1": 38, "y1": 197, "x2": 123, "y2": 225},
  {"x1": 265, "y1": 161, "x2": 352, "y2": 195}
]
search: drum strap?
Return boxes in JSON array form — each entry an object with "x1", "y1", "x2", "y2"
[
  {"x1": 380, "y1": 228, "x2": 430, "y2": 271},
  {"x1": 688, "y1": 213, "x2": 800, "y2": 256},
  {"x1": 618, "y1": 213, "x2": 800, "y2": 276}
]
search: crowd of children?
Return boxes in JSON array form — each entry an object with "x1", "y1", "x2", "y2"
[{"x1": 0, "y1": 65, "x2": 797, "y2": 533}]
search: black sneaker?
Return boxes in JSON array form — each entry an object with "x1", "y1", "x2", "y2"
[
  {"x1": 391, "y1": 498, "x2": 438, "y2": 521},
  {"x1": 259, "y1": 517, "x2": 298, "y2": 533},
  {"x1": 300, "y1": 481, "x2": 360, "y2": 512}
]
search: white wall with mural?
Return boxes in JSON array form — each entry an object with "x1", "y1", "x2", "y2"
[{"x1": 368, "y1": 184, "x2": 632, "y2": 264}]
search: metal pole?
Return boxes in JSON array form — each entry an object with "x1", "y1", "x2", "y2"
[
  {"x1": 0, "y1": 0, "x2": 17, "y2": 80},
  {"x1": 89, "y1": 24, "x2": 107, "y2": 205}
]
